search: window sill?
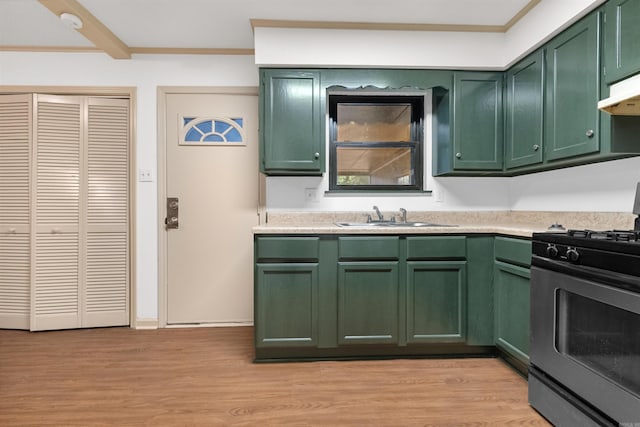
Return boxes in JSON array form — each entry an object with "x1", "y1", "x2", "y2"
[{"x1": 324, "y1": 190, "x2": 433, "y2": 197}]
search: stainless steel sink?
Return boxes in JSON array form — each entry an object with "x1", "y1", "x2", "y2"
[{"x1": 335, "y1": 221, "x2": 456, "y2": 228}]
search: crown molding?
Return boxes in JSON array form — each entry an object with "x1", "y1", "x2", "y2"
[{"x1": 251, "y1": 0, "x2": 540, "y2": 34}]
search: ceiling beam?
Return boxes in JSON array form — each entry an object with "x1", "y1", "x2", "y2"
[{"x1": 38, "y1": 0, "x2": 131, "y2": 59}]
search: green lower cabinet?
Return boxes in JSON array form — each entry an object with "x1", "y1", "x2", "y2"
[
  {"x1": 406, "y1": 261, "x2": 466, "y2": 343},
  {"x1": 337, "y1": 261, "x2": 399, "y2": 345},
  {"x1": 494, "y1": 260, "x2": 531, "y2": 369},
  {"x1": 255, "y1": 263, "x2": 318, "y2": 348}
]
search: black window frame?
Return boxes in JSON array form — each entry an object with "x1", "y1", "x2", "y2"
[{"x1": 328, "y1": 93, "x2": 425, "y2": 192}]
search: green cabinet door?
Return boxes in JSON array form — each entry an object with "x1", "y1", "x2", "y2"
[
  {"x1": 545, "y1": 13, "x2": 601, "y2": 161},
  {"x1": 452, "y1": 72, "x2": 503, "y2": 170},
  {"x1": 505, "y1": 50, "x2": 544, "y2": 169},
  {"x1": 260, "y1": 69, "x2": 323, "y2": 174},
  {"x1": 255, "y1": 263, "x2": 318, "y2": 347},
  {"x1": 494, "y1": 260, "x2": 530, "y2": 368},
  {"x1": 338, "y1": 261, "x2": 399, "y2": 345},
  {"x1": 406, "y1": 261, "x2": 466, "y2": 343},
  {"x1": 604, "y1": 0, "x2": 640, "y2": 84}
]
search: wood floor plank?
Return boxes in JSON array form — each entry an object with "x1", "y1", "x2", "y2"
[{"x1": 0, "y1": 326, "x2": 549, "y2": 426}]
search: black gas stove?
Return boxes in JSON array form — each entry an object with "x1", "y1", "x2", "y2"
[{"x1": 529, "y1": 186, "x2": 640, "y2": 426}]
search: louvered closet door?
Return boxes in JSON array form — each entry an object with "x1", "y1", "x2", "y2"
[
  {"x1": 0, "y1": 94, "x2": 32, "y2": 329},
  {"x1": 84, "y1": 97, "x2": 129, "y2": 327},
  {"x1": 31, "y1": 95, "x2": 130, "y2": 331},
  {"x1": 32, "y1": 95, "x2": 83, "y2": 331}
]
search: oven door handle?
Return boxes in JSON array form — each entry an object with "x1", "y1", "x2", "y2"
[{"x1": 532, "y1": 255, "x2": 640, "y2": 293}]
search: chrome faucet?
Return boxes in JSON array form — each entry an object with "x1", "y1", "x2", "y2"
[
  {"x1": 373, "y1": 205, "x2": 384, "y2": 221},
  {"x1": 399, "y1": 208, "x2": 407, "y2": 223}
]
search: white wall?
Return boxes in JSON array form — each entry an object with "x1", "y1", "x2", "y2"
[
  {"x1": 0, "y1": 51, "x2": 259, "y2": 320},
  {"x1": 254, "y1": 27, "x2": 506, "y2": 70},
  {"x1": 508, "y1": 157, "x2": 640, "y2": 212}
]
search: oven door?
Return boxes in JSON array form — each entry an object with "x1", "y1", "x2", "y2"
[{"x1": 530, "y1": 264, "x2": 640, "y2": 423}]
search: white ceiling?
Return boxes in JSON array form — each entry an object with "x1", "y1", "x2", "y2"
[{"x1": 0, "y1": 0, "x2": 533, "y2": 51}]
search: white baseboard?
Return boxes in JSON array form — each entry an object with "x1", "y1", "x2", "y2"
[
  {"x1": 133, "y1": 318, "x2": 159, "y2": 329},
  {"x1": 165, "y1": 321, "x2": 253, "y2": 328}
]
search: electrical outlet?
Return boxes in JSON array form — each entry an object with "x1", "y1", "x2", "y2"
[
  {"x1": 138, "y1": 169, "x2": 153, "y2": 182},
  {"x1": 304, "y1": 188, "x2": 318, "y2": 202},
  {"x1": 435, "y1": 189, "x2": 444, "y2": 203}
]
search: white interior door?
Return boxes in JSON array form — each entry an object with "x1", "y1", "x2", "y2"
[{"x1": 165, "y1": 91, "x2": 259, "y2": 325}]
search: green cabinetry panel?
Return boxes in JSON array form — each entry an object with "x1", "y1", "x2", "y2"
[
  {"x1": 452, "y1": 72, "x2": 504, "y2": 170},
  {"x1": 603, "y1": 0, "x2": 640, "y2": 84},
  {"x1": 255, "y1": 263, "x2": 318, "y2": 347},
  {"x1": 406, "y1": 236, "x2": 466, "y2": 259},
  {"x1": 254, "y1": 233, "x2": 514, "y2": 363},
  {"x1": 260, "y1": 69, "x2": 323, "y2": 174},
  {"x1": 545, "y1": 13, "x2": 601, "y2": 161},
  {"x1": 505, "y1": 50, "x2": 544, "y2": 169},
  {"x1": 494, "y1": 235, "x2": 531, "y2": 374},
  {"x1": 406, "y1": 261, "x2": 466, "y2": 343},
  {"x1": 338, "y1": 236, "x2": 399, "y2": 260},
  {"x1": 494, "y1": 236, "x2": 532, "y2": 267},
  {"x1": 256, "y1": 236, "x2": 319, "y2": 261},
  {"x1": 465, "y1": 237, "x2": 495, "y2": 346},
  {"x1": 338, "y1": 261, "x2": 399, "y2": 345},
  {"x1": 494, "y1": 260, "x2": 530, "y2": 368}
]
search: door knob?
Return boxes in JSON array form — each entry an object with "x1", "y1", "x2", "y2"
[
  {"x1": 314, "y1": 152, "x2": 320, "y2": 159},
  {"x1": 586, "y1": 129, "x2": 594, "y2": 138},
  {"x1": 533, "y1": 144, "x2": 540, "y2": 151},
  {"x1": 455, "y1": 153, "x2": 462, "y2": 159}
]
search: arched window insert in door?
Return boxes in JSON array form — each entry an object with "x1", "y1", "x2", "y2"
[{"x1": 180, "y1": 117, "x2": 245, "y2": 145}]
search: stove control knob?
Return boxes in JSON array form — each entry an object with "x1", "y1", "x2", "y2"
[
  {"x1": 546, "y1": 244, "x2": 559, "y2": 258},
  {"x1": 566, "y1": 247, "x2": 580, "y2": 263}
]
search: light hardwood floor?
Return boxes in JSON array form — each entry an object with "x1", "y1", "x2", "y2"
[{"x1": 0, "y1": 326, "x2": 549, "y2": 426}]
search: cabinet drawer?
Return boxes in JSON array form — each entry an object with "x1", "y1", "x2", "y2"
[
  {"x1": 494, "y1": 237, "x2": 531, "y2": 266},
  {"x1": 406, "y1": 236, "x2": 466, "y2": 259},
  {"x1": 256, "y1": 237, "x2": 319, "y2": 261},
  {"x1": 338, "y1": 236, "x2": 399, "y2": 260}
]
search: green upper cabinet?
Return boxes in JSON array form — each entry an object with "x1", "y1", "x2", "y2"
[
  {"x1": 545, "y1": 12, "x2": 601, "y2": 162},
  {"x1": 260, "y1": 69, "x2": 323, "y2": 175},
  {"x1": 505, "y1": 50, "x2": 544, "y2": 169},
  {"x1": 452, "y1": 72, "x2": 504, "y2": 171},
  {"x1": 603, "y1": 0, "x2": 640, "y2": 84}
]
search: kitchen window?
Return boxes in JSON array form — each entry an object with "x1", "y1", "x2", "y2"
[{"x1": 328, "y1": 92, "x2": 425, "y2": 191}]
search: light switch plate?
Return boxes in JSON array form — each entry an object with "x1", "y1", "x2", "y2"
[{"x1": 138, "y1": 169, "x2": 153, "y2": 182}]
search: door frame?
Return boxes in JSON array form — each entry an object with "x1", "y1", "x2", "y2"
[
  {"x1": 0, "y1": 85, "x2": 138, "y2": 328},
  {"x1": 156, "y1": 86, "x2": 259, "y2": 328}
]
